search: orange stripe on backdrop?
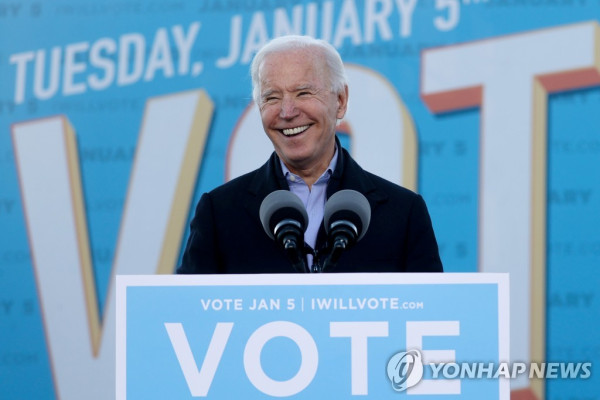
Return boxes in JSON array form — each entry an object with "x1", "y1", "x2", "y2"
[{"x1": 512, "y1": 387, "x2": 539, "y2": 400}]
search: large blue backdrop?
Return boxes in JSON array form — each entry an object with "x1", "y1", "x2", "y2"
[{"x1": 0, "y1": 1, "x2": 598, "y2": 398}]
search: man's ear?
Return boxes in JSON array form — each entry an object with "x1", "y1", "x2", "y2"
[{"x1": 336, "y1": 84, "x2": 349, "y2": 119}]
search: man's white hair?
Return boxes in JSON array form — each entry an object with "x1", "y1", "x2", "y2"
[{"x1": 250, "y1": 35, "x2": 348, "y2": 103}]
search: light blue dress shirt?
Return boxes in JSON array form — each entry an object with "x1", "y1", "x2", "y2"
[{"x1": 280, "y1": 147, "x2": 338, "y2": 267}]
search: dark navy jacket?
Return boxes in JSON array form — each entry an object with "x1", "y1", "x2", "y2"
[{"x1": 178, "y1": 143, "x2": 443, "y2": 274}]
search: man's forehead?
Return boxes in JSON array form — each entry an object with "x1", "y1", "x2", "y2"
[
  {"x1": 261, "y1": 48, "x2": 325, "y2": 72},
  {"x1": 259, "y1": 56, "x2": 328, "y2": 92}
]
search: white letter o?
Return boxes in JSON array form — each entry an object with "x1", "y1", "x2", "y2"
[{"x1": 243, "y1": 321, "x2": 318, "y2": 397}]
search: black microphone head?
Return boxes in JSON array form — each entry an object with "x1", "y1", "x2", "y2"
[
  {"x1": 259, "y1": 190, "x2": 309, "y2": 240},
  {"x1": 324, "y1": 190, "x2": 371, "y2": 241}
]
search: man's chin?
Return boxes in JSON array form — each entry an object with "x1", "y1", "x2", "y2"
[{"x1": 279, "y1": 152, "x2": 312, "y2": 169}]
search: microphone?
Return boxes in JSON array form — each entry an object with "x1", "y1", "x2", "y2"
[
  {"x1": 259, "y1": 190, "x2": 309, "y2": 273},
  {"x1": 321, "y1": 190, "x2": 371, "y2": 271}
]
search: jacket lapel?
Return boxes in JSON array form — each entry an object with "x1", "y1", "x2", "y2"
[
  {"x1": 244, "y1": 152, "x2": 289, "y2": 229},
  {"x1": 316, "y1": 139, "x2": 389, "y2": 250}
]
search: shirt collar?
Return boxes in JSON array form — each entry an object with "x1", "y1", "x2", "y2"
[{"x1": 280, "y1": 145, "x2": 338, "y2": 185}]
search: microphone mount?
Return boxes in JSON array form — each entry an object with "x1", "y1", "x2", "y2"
[
  {"x1": 259, "y1": 191, "x2": 309, "y2": 273},
  {"x1": 320, "y1": 190, "x2": 371, "y2": 272}
]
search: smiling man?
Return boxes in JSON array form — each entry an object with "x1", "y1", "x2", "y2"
[
  {"x1": 255, "y1": 42, "x2": 347, "y2": 188},
  {"x1": 177, "y1": 35, "x2": 443, "y2": 274}
]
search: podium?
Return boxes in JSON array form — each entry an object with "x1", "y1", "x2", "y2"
[{"x1": 116, "y1": 273, "x2": 508, "y2": 399}]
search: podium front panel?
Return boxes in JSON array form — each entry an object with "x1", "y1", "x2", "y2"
[{"x1": 116, "y1": 273, "x2": 508, "y2": 399}]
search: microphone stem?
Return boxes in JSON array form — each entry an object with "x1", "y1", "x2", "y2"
[
  {"x1": 321, "y1": 239, "x2": 347, "y2": 272},
  {"x1": 282, "y1": 235, "x2": 308, "y2": 273}
]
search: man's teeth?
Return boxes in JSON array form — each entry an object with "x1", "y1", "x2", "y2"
[{"x1": 282, "y1": 125, "x2": 309, "y2": 136}]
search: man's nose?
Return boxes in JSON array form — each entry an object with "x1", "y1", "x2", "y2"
[{"x1": 279, "y1": 97, "x2": 299, "y2": 119}]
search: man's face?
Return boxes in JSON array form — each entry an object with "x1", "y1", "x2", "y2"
[{"x1": 258, "y1": 48, "x2": 348, "y2": 176}]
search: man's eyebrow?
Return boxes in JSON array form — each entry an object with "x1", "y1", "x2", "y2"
[
  {"x1": 260, "y1": 89, "x2": 278, "y2": 98},
  {"x1": 295, "y1": 84, "x2": 314, "y2": 91},
  {"x1": 260, "y1": 85, "x2": 316, "y2": 99}
]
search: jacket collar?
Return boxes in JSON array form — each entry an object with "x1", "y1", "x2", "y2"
[
  {"x1": 247, "y1": 135, "x2": 387, "y2": 203},
  {"x1": 247, "y1": 150, "x2": 289, "y2": 198},
  {"x1": 244, "y1": 135, "x2": 390, "y2": 259},
  {"x1": 327, "y1": 136, "x2": 386, "y2": 204}
]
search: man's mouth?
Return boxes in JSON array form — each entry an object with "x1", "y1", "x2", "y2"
[{"x1": 281, "y1": 125, "x2": 310, "y2": 136}]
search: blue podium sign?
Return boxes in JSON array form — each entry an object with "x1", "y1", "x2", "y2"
[{"x1": 116, "y1": 273, "x2": 508, "y2": 399}]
